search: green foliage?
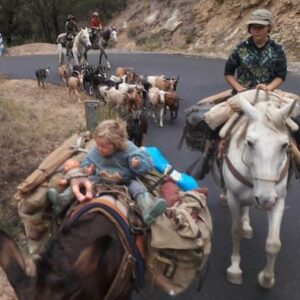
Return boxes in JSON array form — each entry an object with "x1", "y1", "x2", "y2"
[{"x1": 0, "y1": 0, "x2": 128, "y2": 45}]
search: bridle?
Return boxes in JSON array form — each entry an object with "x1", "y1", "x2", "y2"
[{"x1": 224, "y1": 141, "x2": 291, "y2": 188}]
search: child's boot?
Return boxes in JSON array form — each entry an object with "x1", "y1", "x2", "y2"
[
  {"x1": 136, "y1": 192, "x2": 167, "y2": 226},
  {"x1": 47, "y1": 186, "x2": 74, "y2": 216}
]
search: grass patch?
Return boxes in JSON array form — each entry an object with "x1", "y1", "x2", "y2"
[{"x1": 136, "y1": 31, "x2": 164, "y2": 50}]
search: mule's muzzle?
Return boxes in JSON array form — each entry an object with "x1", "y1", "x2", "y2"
[{"x1": 254, "y1": 194, "x2": 277, "y2": 210}]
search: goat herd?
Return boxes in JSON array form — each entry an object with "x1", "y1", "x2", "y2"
[{"x1": 36, "y1": 63, "x2": 181, "y2": 146}]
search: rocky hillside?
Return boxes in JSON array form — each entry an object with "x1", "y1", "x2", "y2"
[{"x1": 113, "y1": 0, "x2": 300, "y2": 61}]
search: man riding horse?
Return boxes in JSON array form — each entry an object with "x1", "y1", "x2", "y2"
[
  {"x1": 65, "y1": 14, "x2": 78, "y2": 57},
  {"x1": 90, "y1": 11, "x2": 103, "y2": 47}
]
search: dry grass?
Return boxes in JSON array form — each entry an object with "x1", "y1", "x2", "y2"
[
  {"x1": 0, "y1": 77, "x2": 90, "y2": 233},
  {"x1": 6, "y1": 43, "x2": 57, "y2": 56},
  {"x1": 0, "y1": 77, "x2": 95, "y2": 299},
  {"x1": 0, "y1": 79, "x2": 89, "y2": 195}
]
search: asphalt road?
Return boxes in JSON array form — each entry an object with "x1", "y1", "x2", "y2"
[{"x1": 1, "y1": 52, "x2": 300, "y2": 300}]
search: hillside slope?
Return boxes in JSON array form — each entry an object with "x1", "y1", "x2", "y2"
[{"x1": 113, "y1": 0, "x2": 300, "y2": 61}]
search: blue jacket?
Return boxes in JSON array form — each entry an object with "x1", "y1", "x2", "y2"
[{"x1": 80, "y1": 140, "x2": 153, "y2": 184}]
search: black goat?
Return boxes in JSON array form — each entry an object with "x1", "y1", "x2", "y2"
[
  {"x1": 35, "y1": 66, "x2": 50, "y2": 88},
  {"x1": 127, "y1": 110, "x2": 148, "y2": 147}
]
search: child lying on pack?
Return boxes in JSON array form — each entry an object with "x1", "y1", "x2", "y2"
[
  {"x1": 80, "y1": 119, "x2": 167, "y2": 226},
  {"x1": 47, "y1": 159, "x2": 94, "y2": 216}
]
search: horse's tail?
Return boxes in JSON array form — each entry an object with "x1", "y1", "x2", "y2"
[{"x1": 57, "y1": 43, "x2": 65, "y2": 66}]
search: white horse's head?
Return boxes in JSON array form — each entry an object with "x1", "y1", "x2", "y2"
[
  {"x1": 110, "y1": 26, "x2": 118, "y2": 43},
  {"x1": 78, "y1": 27, "x2": 92, "y2": 48},
  {"x1": 240, "y1": 94, "x2": 296, "y2": 210}
]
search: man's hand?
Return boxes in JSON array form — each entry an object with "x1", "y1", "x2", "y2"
[{"x1": 256, "y1": 83, "x2": 271, "y2": 91}]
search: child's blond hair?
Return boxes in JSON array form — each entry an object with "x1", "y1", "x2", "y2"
[{"x1": 93, "y1": 119, "x2": 128, "y2": 150}]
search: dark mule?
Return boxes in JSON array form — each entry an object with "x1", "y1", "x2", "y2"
[
  {"x1": 86, "y1": 26, "x2": 118, "y2": 68},
  {"x1": 0, "y1": 197, "x2": 138, "y2": 300}
]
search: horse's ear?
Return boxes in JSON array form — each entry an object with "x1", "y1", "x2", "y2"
[
  {"x1": 239, "y1": 94, "x2": 258, "y2": 120},
  {"x1": 279, "y1": 100, "x2": 297, "y2": 120}
]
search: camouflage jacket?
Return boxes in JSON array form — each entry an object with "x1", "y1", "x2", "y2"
[{"x1": 224, "y1": 36, "x2": 287, "y2": 90}]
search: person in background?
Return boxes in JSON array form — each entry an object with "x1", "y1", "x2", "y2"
[
  {"x1": 81, "y1": 119, "x2": 167, "y2": 226},
  {"x1": 65, "y1": 14, "x2": 78, "y2": 56},
  {"x1": 224, "y1": 8, "x2": 287, "y2": 93},
  {"x1": 90, "y1": 11, "x2": 103, "y2": 46},
  {"x1": 0, "y1": 33, "x2": 4, "y2": 56}
]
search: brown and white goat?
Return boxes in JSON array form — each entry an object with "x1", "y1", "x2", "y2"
[
  {"x1": 147, "y1": 75, "x2": 179, "y2": 91},
  {"x1": 148, "y1": 87, "x2": 181, "y2": 127},
  {"x1": 99, "y1": 85, "x2": 142, "y2": 111},
  {"x1": 115, "y1": 67, "x2": 137, "y2": 83}
]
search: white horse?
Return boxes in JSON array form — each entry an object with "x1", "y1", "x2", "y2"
[
  {"x1": 57, "y1": 28, "x2": 91, "y2": 66},
  {"x1": 223, "y1": 91, "x2": 299, "y2": 289},
  {"x1": 85, "y1": 26, "x2": 118, "y2": 69}
]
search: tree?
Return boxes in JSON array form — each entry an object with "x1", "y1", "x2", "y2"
[{"x1": 0, "y1": 0, "x2": 128, "y2": 45}]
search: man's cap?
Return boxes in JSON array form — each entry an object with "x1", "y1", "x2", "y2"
[
  {"x1": 247, "y1": 9, "x2": 272, "y2": 26},
  {"x1": 93, "y1": 12, "x2": 99, "y2": 17}
]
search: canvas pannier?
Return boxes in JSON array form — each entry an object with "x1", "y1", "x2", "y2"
[
  {"x1": 146, "y1": 189, "x2": 212, "y2": 296},
  {"x1": 178, "y1": 103, "x2": 214, "y2": 152}
]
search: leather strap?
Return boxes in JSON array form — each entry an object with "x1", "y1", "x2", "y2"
[
  {"x1": 224, "y1": 155, "x2": 253, "y2": 187},
  {"x1": 224, "y1": 154, "x2": 290, "y2": 188}
]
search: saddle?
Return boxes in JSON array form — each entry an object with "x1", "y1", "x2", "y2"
[{"x1": 68, "y1": 196, "x2": 146, "y2": 297}]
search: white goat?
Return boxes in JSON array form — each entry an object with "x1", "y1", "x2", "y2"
[
  {"x1": 148, "y1": 87, "x2": 168, "y2": 127},
  {"x1": 109, "y1": 74, "x2": 127, "y2": 84},
  {"x1": 117, "y1": 82, "x2": 144, "y2": 93},
  {"x1": 99, "y1": 86, "x2": 130, "y2": 109}
]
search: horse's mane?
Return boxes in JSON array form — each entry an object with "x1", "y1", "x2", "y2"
[
  {"x1": 235, "y1": 101, "x2": 288, "y2": 146},
  {"x1": 258, "y1": 102, "x2": 288, "y2": 133}
]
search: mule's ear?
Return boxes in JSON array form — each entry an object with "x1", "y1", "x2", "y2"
[
  {"x1": 239, "y1": 94, "x2": 258, "y2": 120},
  {"x1": 279, "y1": 100, "x2": 297, "y2": 120}
]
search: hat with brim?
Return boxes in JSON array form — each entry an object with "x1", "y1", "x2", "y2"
[
  {"x1": 247, "y1": 19, "x2": 270, "y2": 26},
  {"x1": 68, "y1": 14, "x2": 75, "y2": 20},
  {"x1": 247, "y1": 9, "x2": 272, "y2": 26}
]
